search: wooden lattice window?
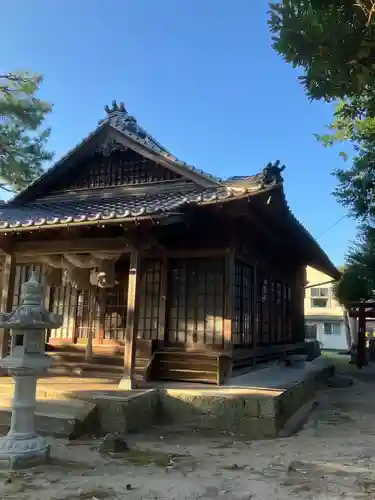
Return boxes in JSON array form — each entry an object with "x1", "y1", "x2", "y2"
[
  {"x1": 285, "y1": 284, "x2": 292, "y2": 341},
  {"x1": 99, "y1": 260, "x2": 129, "y2": 342},
  {"x1": 275, "y1": 281, "x2": 283, "y2": 343},
  {"x1": 269, "y1": 280, "x2": 276, "y2": 344},
  {"x1": 12, "y1": 264, "x2": 44, "y2": 309},
  {"x1": 256, "y1": 270, "x2": 271, "y2": 346},
  {"x1": 54, "y1": 149, "x2": 181, "y2": 191},
  {"x1": 255, "y1": 271, "x2": 294, "y2": 346},
  {"x1": 167, "y1": 258, "x2": 225, "y2": 345},
  {"x1": 50, "y1": 283, "x2": 79, "y2": 340},
  {"x1": 137, "y1": 259, "x2": 161, "y2": 340},
  {"x1": 233, "y1": 260, "x2": 254, "y2": 345},
  {"x1": 103, "y1": 277, "x2": 128, "y2": 341},
  {"x1": 75, "y1": 287, "x2": 101, "y2": 341}
]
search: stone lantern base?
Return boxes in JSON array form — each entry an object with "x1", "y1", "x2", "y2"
[{"x1": 0, "y1": 434, "x2": 50, "y2": 469}]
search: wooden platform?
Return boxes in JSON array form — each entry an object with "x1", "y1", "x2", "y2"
[{"x1": 47, "y1": 342, "x2": 233, "y2": 385}]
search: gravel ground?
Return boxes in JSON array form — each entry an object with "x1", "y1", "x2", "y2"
[{"x1": 0, "y1": 355, "x2": 375, "y2": 500}]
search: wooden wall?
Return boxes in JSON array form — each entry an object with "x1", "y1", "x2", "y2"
[
  {"x1": 9, "y1": 232, "x2": 306, "y2": 353},
  {"x1": 137, "y1": 258, "x2": 162, "y2": 341},
  {"x1": 165, "y1": 257, "x2": 226, "y2": 346},
  {"x1": 51, "y1": 149, "x2": 182, "y2": 193},
  {"x1": 11, "y1": 258, "x2": 164, "y2": 345}
]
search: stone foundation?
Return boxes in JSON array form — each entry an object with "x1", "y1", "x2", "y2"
[{"x1": 89, "y1": 361, "x2": 334, "y2": 439}]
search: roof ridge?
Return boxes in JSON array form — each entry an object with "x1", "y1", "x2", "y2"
[{"x1": 105, "y1": 102, "x2": 223, "y2": 184}]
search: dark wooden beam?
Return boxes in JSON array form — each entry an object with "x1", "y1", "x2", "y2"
[
  {"x1": 14, "y1": 237, "x2": 129, "y2": 257},
  {"x1": 223, "y1": 247, "x2": 235, "y2": 350},
  {"x1": 157, "y1": 254, "x2": 168, "y2": 344},
  {"x1": 350, "y1": 312, "x2": 375, "y2": 318},
  {"x1": 166, "y1": 248, "x2": 227, "y2": 259},
  {"x1": 119, "y1": 249, "x2": 140, "y2": 390},
  {"x1": 0, "y1": 253, "x2": 16, "y2": 357}
]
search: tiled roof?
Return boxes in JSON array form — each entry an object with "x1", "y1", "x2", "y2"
[
  {"x1": 0, "y1": 186, "x2": 254, "y2": 230},
  {"x1": 10, "y1": 102, "x2": 223, "y2": 206},
  {"x1": 106, "y1": 109, "x2": 223, "y2": 183}
]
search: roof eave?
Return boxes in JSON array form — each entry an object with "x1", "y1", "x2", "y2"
[{"x1": 0, "y1": 212, "x2": 184, "y2": 233}]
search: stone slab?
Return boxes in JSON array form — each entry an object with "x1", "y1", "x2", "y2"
[{"x1": 0, "y1": 398, "x2": 97, "y2": 439}]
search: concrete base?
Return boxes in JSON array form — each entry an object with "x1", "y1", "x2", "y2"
[
  {"x1": 66, "y1": 357, "x2": 334, "y2": 439},
  {"x1": 0, "y1": 358, "x2": 334, "y2": 441},
  {"x1": 0, "y1": 434, "x2": 49, "y2": 469}
]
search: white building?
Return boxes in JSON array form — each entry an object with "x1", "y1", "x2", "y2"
[{"x1": 304, "y1": 266, "x2": 347, "y2": 351}]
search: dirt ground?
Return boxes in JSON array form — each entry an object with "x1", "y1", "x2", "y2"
[{"x1": 2, "y1": 355, "x2": 375, "y2": 500}]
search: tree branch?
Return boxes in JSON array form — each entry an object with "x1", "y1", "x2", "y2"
[
  {"x1": 0, "y1": 184, "x2": 14, "y2": 193},
  {"x1": 354, "y1": 0, "x2": 375, "y2": 24}
]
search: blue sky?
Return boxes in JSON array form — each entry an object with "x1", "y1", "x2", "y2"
[{"x1": 1, "y1": 0, "x2": 355, "y2": 265}]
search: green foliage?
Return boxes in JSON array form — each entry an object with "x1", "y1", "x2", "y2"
[
  {"x1": 0, "y1": 72, "x2": 52, "y2": 193},
  {"x1": 314, "y1": 96, "x2": 375, "y2": 220},
  {"x1": 334, "y1": 225, "x2": 375, "y2": 304},
  {"x1": 269, "y1": 2, "x2": 375, "y2": 220},
  {"x1": 269, "y1": 1, "x2": 375, "y2": 104},
  {"x1": 269, "y1": 1, "x2": 375, "y2": 304}
]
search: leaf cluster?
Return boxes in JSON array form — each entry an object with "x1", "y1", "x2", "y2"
[
  {"x1": 269, "y1": 1, "x2": 375, "y2": 103},
  {"x1": 269, "y1": 1, "x2": 375, "y2": 304},
  {"x1": 0, "y1": 72, "x2": 52, "y2": 192},
  {"x1": 334, "y1": 225, "x2": 375, "y2": 304}
]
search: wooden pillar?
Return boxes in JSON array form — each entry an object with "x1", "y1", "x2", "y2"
[
  {"x1": 0, "y1": 253, "x2": 16, "y2": 358},
  {"x1": 41, "y1": 267, "x2": 52, "y2": 344},
  {"x1": 157, "y1": 255, "x2": 168, "y2": 345},
  {"x1": 223, "y1": 248, "x2": 235, "y2": 350},
  {"x1": 85, "y1": 290, "x2": 95, "y2": 361},
  {"x1": 98, "y1": 288, "x2": 106, "y2": 344},
  {"x1": 119, "y1": 249, "x2": 140, "y2": 390},
  {"x1": 252, "y1": 262, "x2": 258, "y2": 348},
  {"x1": 292, "y1": 265, "x2": 305, "y2": 343}
]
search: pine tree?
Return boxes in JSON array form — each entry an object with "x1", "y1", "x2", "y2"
[{"x1": 0, "y1": 72, "x2": 52, "y2": 193}]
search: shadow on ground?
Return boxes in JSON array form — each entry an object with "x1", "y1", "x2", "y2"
[{"x1": 324, "y1": 351, "x2": 375, "y2": 382}]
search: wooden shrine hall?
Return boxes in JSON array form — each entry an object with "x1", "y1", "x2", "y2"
[{"x1": 0, "y1": 101, "x2": 340, "y2": 387}]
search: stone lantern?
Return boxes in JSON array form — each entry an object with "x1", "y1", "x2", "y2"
[{"x1": 0, "y1": 272, "x2": 62, "y2": 469}]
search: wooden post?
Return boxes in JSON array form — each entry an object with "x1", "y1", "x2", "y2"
[
  {"x1": 0, "y1": 253, "x2": 16, "y2": 358},
  {"x1": 85, "y1": 290, "x2": 95, "y2": 361},
  {"x1": 119, "y1": 249, "x2": 140, "y2": 390},
  {"x1": 223, "y1": 248, "x2": 235, "y2": 350},
  {"x1": 98, "y1": 288, "x2": 106, "y2": 344},
  {"x1": 252, "y1": 262, "x2": 258, "y2": 349},
  {"x1": 292, "y1": 265, "x2": 305, "y2": 343},
  {"x1": 40, "y1": 265, "x2": 52, "y2": 344},
  {"x1": 157, "y1": 255, "x2": 168, "y2": 345}
]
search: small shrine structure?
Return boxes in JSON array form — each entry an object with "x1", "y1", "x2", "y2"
[
  {"x1": 0, "y1": 102, "x2": 339, "y2": 387},
  {"x1": 349, "y1": 302, "x2": 375, "y2": 368}
]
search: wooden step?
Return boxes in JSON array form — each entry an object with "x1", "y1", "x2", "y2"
[
  {"x1": 152, "y1": 350, "x2": 224, "y2": 384},
  {"x1": 50, "y1": 352, "x2": 148, "y2": 368},
  {"x1": 156, "y1": 361, "x2": 217, "y2": 374},
  {"x1": 50, "y1": 359, "x2": 147, "y2": 377}
]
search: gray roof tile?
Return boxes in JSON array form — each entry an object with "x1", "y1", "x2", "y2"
[{"x1": 0, "y1": 186, "x2": 248, "y2": 229}]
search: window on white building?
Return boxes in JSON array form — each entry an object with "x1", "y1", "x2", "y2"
[
  {"x1": 310, "y1": 287, "x2": 329, "y2": 308},
  {"x1": 305, "y1": 323, "x2": 318, "y2": 340},
  {"x1": 323, "y1": 322, "x2": 341, "y2": 335}
]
